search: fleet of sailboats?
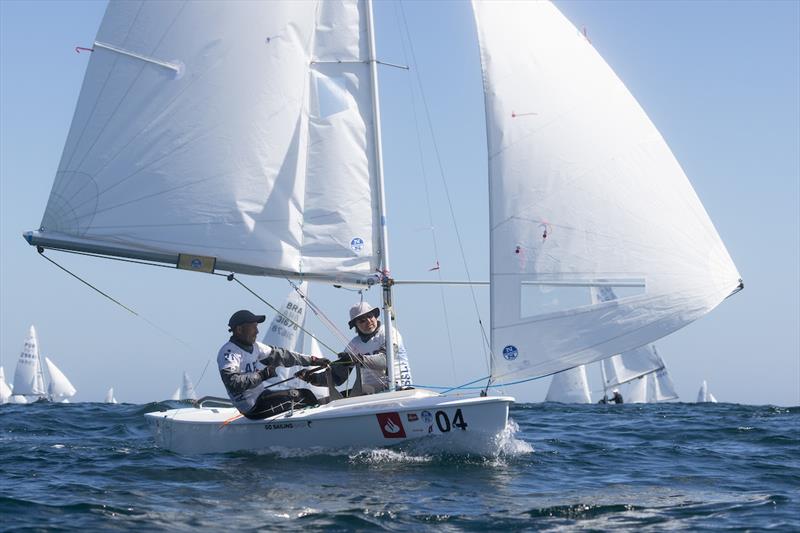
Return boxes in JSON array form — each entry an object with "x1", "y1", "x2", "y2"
[{"x1": 22, "y1": 0, "x2": 740, "y2": 451}]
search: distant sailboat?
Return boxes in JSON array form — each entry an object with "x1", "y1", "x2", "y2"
[
  {"x1": 11, "y1": 326, "x2": 46, "y2": 403},
  {"x1": 0, "y1": 366, "x2": 12, "y2": 404},
  {"x1": 697, "y1": 380, "x2": 718, "y2": 403},
  {"x1": 545, "y1": 366, "x2": 592, "y2": 403},
  {"x1": 10, "y1": 326, "x2": 76, "y2": 403},
  {"x1": 171, "y1": 372, "x2": 198, "y2": 401},
  {"x1": 105, "y1": 387, "x2": 118, "y2": 404}
]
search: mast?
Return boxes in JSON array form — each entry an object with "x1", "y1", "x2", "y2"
[
  {"x1": 365, "y1": 0, "x2": 396, "y2": 391},
  {"x1": 599, "y1": 363, "x2": 608, "y2": 400}
]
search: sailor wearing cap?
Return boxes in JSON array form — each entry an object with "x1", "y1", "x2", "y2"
[
  {"x1": 338, "y1": 302, "x2": 413, "y2": 393},
  {"x1": 217, "y1": 309, "x2": 330, "y2": 419}
]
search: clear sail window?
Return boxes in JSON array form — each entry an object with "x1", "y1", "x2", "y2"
[
  {"x1": 520, "y1": 278, "x2": 645, "y2": 318},
  {"x1": 311, "y1": 72, "x2": 351, "y2": 119}
]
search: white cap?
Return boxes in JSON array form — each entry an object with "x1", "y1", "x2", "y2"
[{"x1": 348, "y1": 302, "x2": 379, "y2": 329}]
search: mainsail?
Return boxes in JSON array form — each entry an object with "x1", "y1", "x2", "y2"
[
  {"x1": 44, "y1": 357, "x2": 77, "y2": 402},
  {"x1": 105, "y1": 387, "x2": 118, "y2": 404},
  {"x1": 473, "y1": 1, "x2": 741, "y2": 383},
  {"x1": 12, "y1": 325, "x2": 46, "y2": 398},
  {"x1": 25, "y1": 1, "x2": 382, "y2": 285}
]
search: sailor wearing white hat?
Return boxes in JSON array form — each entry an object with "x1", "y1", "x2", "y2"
[{"x1": 340, "y1": 301, "x2": 413, "y2": 393}]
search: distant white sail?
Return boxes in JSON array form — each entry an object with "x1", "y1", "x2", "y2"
[
  {"x1": 105, "y1": 387, "x2": 118, "y2": 404},
  {"x1": 648, "y1": 367, "x2": 679, "y2": 402},
  {"x1": 545, "y1": 366, "x2": 591, "y2": 403},
  {"x1": 262, "y1": 282, "x2": 328, "y2": 398},
  {"x1": 170, "y1": 387, "x2": 181, "y2": 401},
  {"x1": 180, "y1": 372, "x2": 198, "y2": 401},
  {"x1": 475, "y1": 1, "x2": 741, "y2": 384},
  {"x1": 697, "y1": 380, "x2": 718, "y2": 403},
  {"x1": 627, "y1": 376, "x2": 648, "y2": 404},
  {"x1": 0, "y1": 366, "x2": 12, "y2": 404},
  {"x1": 27, "y1": 1, "x2": 382, "y2": 285},
  {"x1": 602, "y1": 345, "x2": 664, "y2": 389},
  {"x1": 12, "y1": 325, "x2": 46, "y2": 398},
  {"x1": 44, "y1": 357, "x2": 77, "y2": 401}
]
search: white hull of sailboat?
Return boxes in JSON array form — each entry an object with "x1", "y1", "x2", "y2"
[{"x1": 145, "y1": 389, "x2": 513, "y2": 455}]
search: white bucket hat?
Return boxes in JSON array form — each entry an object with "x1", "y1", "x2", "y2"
[{"x1": 348, "y1": 301, "x2": 380, "y2": 329}]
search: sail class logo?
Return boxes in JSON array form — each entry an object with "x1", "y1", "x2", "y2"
[
  {"x1": 503, "y1": 345, "x2": 518, "y2": 360},
  {"x1": 376, "y1": 412, "x2": 406, "y2": 438},
  {"x1": 350, "y1": 237, "x2": 364, "y2": 252}
]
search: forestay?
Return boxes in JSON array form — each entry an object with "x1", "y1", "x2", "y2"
[
  {"x1": 27, "y1": 1, "x2": 381, "y2": 285},
  {"x1": 473, "y1": 1, "x2": 741, "y2": 383}
]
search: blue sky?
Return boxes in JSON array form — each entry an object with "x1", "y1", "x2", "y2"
[{"x1": 1, "y1": 0, "x2": 798, "y2": 406}]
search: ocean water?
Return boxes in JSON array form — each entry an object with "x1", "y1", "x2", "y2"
[{"x1": 1, "y1": 401, "x2": 797, "y2": 531}]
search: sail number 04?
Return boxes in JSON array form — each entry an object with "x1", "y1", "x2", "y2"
[{"x1": 435, "y1": 409, "x2": 468, "y2": 432}]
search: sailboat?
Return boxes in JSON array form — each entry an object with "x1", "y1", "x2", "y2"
[
  {"x1": 545, "y1": 343, "x2": 679, "y2": 404},
  {"x1": 24, "y1": 1, "x2": 740, "y2": 453},
  {"x1": 0, "y1": 367, "x2": 12, "y2": 404},
  {"x1": 170, "y1": 372, "x2": 198, "y2": 401},
  {"x1": 696, "y1": 380, "x2": 718, "y2": 403},
  {"x1": 105, "y1": 387, "x2": 118, "y2": 404},
  {"x1": 10, "y1": 326, "x2": 77, "y2": 403}
]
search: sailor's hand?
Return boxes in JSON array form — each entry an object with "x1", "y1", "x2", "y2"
[
  {"x1": 295, "y1": 369, "x2": 316, "y2": 383},
  {"x1": 309, "y1": 356, "x2": 331, "y2": 366},
  {"x1": 258, "y1": 366, "x2": 276, "y2": 380},
  {"x1": 337, "y1": 351, "x2": 354, "y2": 364}
]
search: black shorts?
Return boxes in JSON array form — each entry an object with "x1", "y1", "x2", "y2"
[{"x1": 244, "y1": 388, "x2": 319, "y2": 420}]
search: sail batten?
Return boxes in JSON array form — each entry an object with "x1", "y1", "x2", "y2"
[{"x1": 473, "y1": 1, "x2": 740, "y2": 383}]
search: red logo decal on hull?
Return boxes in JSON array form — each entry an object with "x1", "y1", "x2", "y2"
[{"x1": 376, "y1": 412, "x2": 406, "y2": 438}]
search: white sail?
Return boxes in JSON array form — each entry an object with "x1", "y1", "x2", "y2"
[
  {"x1": 593, "y1": 286, "x2": 666, "y2": 388},
  {"x1": 12, "y1": 325, "x2": 46, "y2": 398},
  {"x1": 170, "y1": 387, "x2": 181, "y2": 401},
  {"x1": 262, "y1": 282, "x2": 328, "y2": 398},
  {"x1": 105, "y1": 387, "x2": 118, "y2": 404},
  {"x1": 180, "y1": 372, "x2": 198, "y2": 401},
  {"x1": 26, "y1": 1, "x2": 381, "y2": 284},
  {"x1": 474, "y1": 1, "x2": 741, "y2": 383},
  {"x1": 697, "y1": 380, "x2": 718, "y2": 403},
  {"x1": 627, "y1": 376, "x2": 648, "y2": 404},
  {"x1": 44, "y1": 357, "x2": 77, "y2": 401},
  {"x1": 648, "y1": 367, "x2": 679, "y2": 402},
  {"x1": 309, "y1": 336, "x2": 324, "y2": 358},
  {"x1": 0, "y1": 366, "x2": 12, "y2": 404},
  {"x1": 545, "y1": 366, "x2": 591, "y2": 403}
]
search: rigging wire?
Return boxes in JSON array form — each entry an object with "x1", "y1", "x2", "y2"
[
  {"x1": 397, "y1": 2, "x2": 494, "y2": 380},
  {"x1": 36, "y1": 247, "x2": 194, "y2": 349}
]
